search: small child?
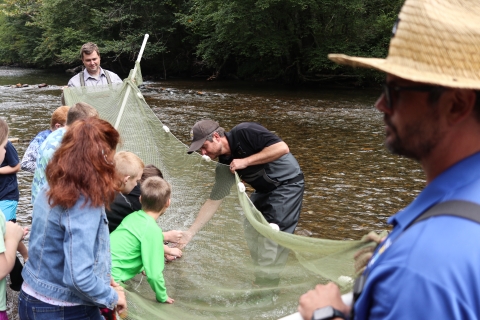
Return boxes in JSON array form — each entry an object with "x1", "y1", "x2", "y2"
[
  {"x1": 0, "y1": 119, "x2": 28, "y2": 292},
  {"x1": 0, "y1": 220, "x2": 24, "y2": 320},
  {"x1": 108, "y1": 163, "x2": 182, "y2": 260},
  {"x1": 106, "y1": 151, "x2": 145, "y2": 233},
  {"x1": 0, "y1": 139, "x2": 20, "y2": 223},
  {"x1": 110, "y1": 177, "x2": 174, "y2": 303},
  {"x1": 0, "y1": 118, "x2": 27, "y2": 319}
]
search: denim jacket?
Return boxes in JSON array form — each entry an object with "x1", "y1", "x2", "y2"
[{"x1": 22, "y1": 186, "x2": 118, "y2": 309}]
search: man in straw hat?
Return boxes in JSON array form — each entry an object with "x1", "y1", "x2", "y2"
[{"x1": 298, "y1": 0, "x2": 480, "y2": 319}]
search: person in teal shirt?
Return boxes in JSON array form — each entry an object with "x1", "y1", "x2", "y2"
[{"x1": 110, "y1": 176, "x2": 174, "y2": 304}]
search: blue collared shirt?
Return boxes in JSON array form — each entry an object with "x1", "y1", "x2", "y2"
[
  {"x1": 67, "y1": 68, "x2": 122, "y2": 87},
  {"x1": 355, "y1": 152, "x2": 480, "y2": 319}
]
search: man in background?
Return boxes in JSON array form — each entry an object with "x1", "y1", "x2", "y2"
[{"x1": 67, "y1": 42, "x2": 122, "y2": 87}]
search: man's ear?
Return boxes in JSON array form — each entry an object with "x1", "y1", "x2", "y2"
[
  {"x1": 447, "y1": 89, "x2": 476, "y2": 125},
  {"x1": 165, "y1": 198, "x2": 171, "y2": 208}
]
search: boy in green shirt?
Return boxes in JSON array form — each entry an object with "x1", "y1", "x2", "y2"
[{"x1": 110, "y1": 176, "x2": 174, "y2": 303}]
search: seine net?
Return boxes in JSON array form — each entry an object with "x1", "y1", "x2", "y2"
[{"x1": 63, "y1": 63, "x2": 372, "y2": 320}]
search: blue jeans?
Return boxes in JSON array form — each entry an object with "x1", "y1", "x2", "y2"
[{"x1": 18, "y1": 290, "x2": 103, "y2": 320}]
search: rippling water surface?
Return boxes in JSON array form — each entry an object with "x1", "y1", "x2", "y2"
[{"x1": 0, "y1": 67, "x2": 426, "y2": 243}]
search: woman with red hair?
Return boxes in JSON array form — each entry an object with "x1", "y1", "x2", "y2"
[{"x1": 18, "y1": 117, "x2": 127, "y2": 320}]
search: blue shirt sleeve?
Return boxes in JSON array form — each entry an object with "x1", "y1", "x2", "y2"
[{"x1": 2, "y1": 141, "x2": 19, "y2": 168}]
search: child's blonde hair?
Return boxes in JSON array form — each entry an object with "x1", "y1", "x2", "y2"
[
  {"x1": 0, "y1": 118, "x2": 8, "y2": 143},
  {"x1": 140, "y1": 176, "x2": 171, "y2": 213},
  {"x1": 50, "y1": 106, "x2": 70, "y2": 130},
  {"x1": 114, "y1": 151, "x2": 145, "y2": 179}
]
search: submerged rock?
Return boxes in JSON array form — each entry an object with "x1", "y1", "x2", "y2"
[{"x1": 295, "y1": 228, "x2": 313, "y2": 237}]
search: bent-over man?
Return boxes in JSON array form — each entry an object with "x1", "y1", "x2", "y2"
[{"x1": 184, "y1": 120, "x2": 304, "y2": 286}]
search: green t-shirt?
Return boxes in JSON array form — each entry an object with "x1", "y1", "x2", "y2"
[
  {"x1": 0, "y1": 212, "x2": 7, "y2": 311},
  {"x1": 110, "y1": 210, "x2": 167, "y2": 302}
]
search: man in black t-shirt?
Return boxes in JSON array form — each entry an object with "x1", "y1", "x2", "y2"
[{"x1": 183, "y1": 119, "x2": 304, "y2": 287}]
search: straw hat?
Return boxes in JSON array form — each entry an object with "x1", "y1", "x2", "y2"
[{"x1": 328, "y1": 0, "x2": 480, "y2": 89}]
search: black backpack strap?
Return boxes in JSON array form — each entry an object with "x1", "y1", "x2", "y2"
[
  {"x1": 411, "y1": 200, "x2": 480, "y2": 227},
  {"x1": 79, "y1": 69, "x2": 111, "y2": 86},
  {"x1": 79, "y1": 71, "x2": 85, "y2": 87},
  {"x1": 104, "y1": 70, "x2": 112, "y2": 85},
  {"x1": 351, "y1": 199, "x2": 480, "y2": 317}
]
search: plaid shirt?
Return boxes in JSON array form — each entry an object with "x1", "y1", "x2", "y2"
[{"x1": 20, "y1": 129, "x2": 51, "y2": 174}]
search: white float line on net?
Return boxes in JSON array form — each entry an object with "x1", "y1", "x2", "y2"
[{"x1": 114, "y1": 34, "x2": 149, "y2": 129}]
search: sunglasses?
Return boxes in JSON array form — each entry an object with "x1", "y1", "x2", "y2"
[{"x1": 383, "y1": 84, "x2": 445, "y2": 110}]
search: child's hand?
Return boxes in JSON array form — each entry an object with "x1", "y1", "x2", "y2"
[
  {"x1": 163, "y1": 230, "x2": 183, "y2": 243},
  {"x1": 168, "y1": 248, "x2": 182, "y2": 259},
  {"x1": 165, "y1": 255, "x2": 176, "y2": 262},
  {"x1": 164, "y1": 297, "x2": 174, "y2": 304},
  {"x1": 22, "y1": 227, "x2": 29, "y2": 239},
  {"x1": 6, "y1": 221, "x2": 24, "y2": 242}
]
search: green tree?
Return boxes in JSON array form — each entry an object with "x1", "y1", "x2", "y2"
[
  {"x1": 178, "y1": 0, "x2": 403, "y2": 82},
  {"x1": 0, "y1": 0, "x2": 190, "y2": 76},
  {"x1": 0, "y1": 0, "x2": 403, "y2": 84},
  {"x1": 0, "y1": 0, "x2": 43, "y2": 65}
]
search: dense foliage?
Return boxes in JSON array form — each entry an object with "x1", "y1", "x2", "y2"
[{"x1": 0, "y1": 0, "x2": 403, "y2": 84}]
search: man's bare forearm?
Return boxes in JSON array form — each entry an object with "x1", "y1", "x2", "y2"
[
  {"x1": 187, "y1": 199, "x2": 223, "y2": 236},
  {"x1": 245, "y1": 141, "x2": 289, "y2": 166}
]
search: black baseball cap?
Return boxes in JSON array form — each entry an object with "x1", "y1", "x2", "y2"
[{"x1": 187, "y1": 120, "x2": 219, "y2": 154}]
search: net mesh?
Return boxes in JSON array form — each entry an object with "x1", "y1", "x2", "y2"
[{"x1": 63, "y1": 63, "x2": 372, "y2": 320}]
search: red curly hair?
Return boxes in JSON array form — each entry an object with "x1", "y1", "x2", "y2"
[{"x1": 46, "y1": 117, "x2": 120, "y2": 209}]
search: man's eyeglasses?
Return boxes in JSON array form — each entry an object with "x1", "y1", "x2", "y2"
[{"x1": 383, "y1": 84, "x2": 444, "y2": 110}]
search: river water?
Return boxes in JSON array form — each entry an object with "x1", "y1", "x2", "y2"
[{"x1": 0, "y1": 66, "x2": 426, "y2": 243}]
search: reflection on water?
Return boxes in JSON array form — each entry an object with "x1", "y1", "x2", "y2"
[{"x1": 0, "y1": 67, "x2": 425, "y2": 242}]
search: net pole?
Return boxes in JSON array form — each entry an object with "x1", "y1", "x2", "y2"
[{"x1": 114, "y1": 34, "x2": 150, "y2": 129}]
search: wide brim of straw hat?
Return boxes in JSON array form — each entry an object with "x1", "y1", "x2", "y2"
[{"x1": 329, "y1": 0, "x2": 480, "y2": 90}]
